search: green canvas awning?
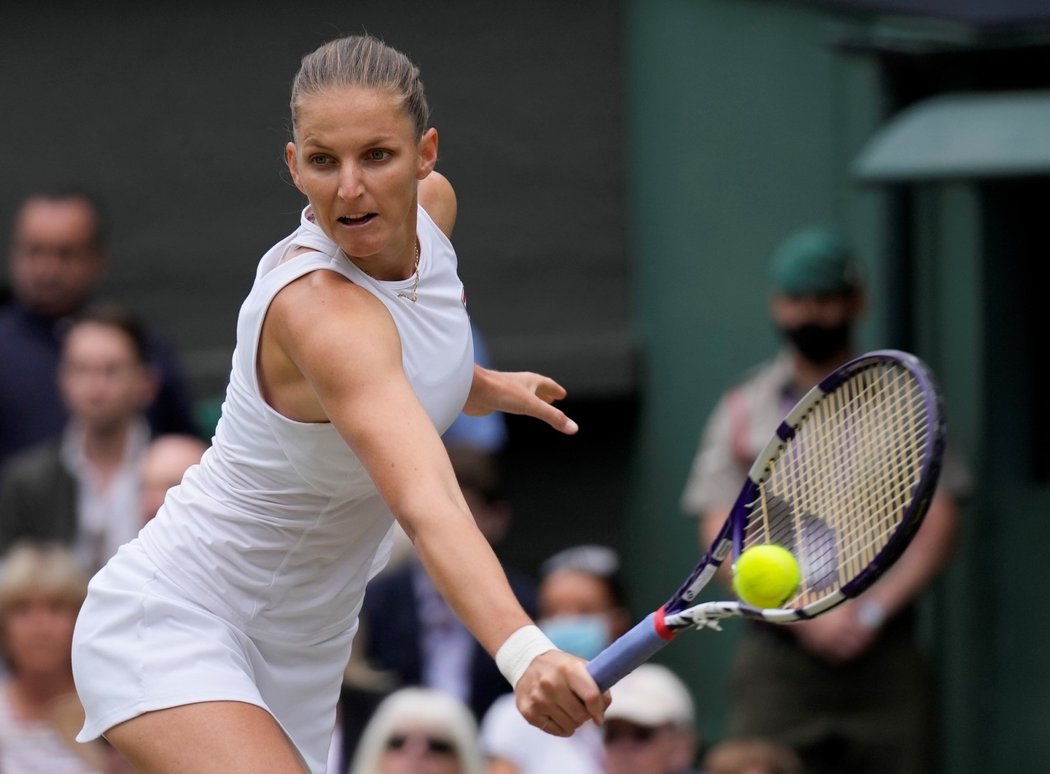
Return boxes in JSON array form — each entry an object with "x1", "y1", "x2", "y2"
[{"x1": 854, "y1": 90, "x2": 1050, "y2": 182}]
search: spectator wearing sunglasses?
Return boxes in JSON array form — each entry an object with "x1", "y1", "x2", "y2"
[
  {"x1": 604, "y1": 663, "x2": 699, "y2": 774},
  {"x1": 349, "y1": 687, "x2": 484, "y2": 774}
]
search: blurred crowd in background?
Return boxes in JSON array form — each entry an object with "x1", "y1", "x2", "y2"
[
  {"x1": 12, "y1": 0, "x2": 1050, "y2": 770},
  {"x1": 0, "y1": 188, "x2": 967, "y2": 773}
]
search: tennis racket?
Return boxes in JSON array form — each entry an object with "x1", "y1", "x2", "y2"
[{"x1": 587, "y1": 349, "x2": 945, "y2": 691}]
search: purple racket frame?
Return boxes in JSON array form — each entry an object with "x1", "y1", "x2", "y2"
[{"x1": 586, "y1": 350, "x2": 946, "y2": 691}]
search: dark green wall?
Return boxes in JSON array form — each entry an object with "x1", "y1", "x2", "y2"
[{"x1": 624, "y1": 1, "x2": 1050, "y2": 772}]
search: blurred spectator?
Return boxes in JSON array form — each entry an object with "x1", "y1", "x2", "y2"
[
  {"x1": 702, "y1": 738, "x2": 803, "y2": 774},
  {"x1": 603, "y1": 663, "x2": 699, "y2": 774},
  {"x1": 0, "y1": 542, "x2": 124, "y2": 772},
  {"x1": 680, "y1": 226, "x2": 972, "y2": 774},
  {"x1": 139, "y1": 433, "x2": 208, "y2": 523},
  {"x1": 479, "y1": 544, "x2": 630, "y2": 774},
  {"x1": 0, "y1": 189, "x2": 197, "y2": 466},
  {"x1": 349, "y1": 687, "x2": 484, "y2": 774},
  {"x1": 0, "y1": 305, "x2": 157, "y2": 574},
  {"x1": 345, "y1": 447, "x2": 536, "y2": 762}
]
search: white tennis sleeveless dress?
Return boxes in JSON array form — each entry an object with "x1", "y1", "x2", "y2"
[{"x1": 72, "y1": 205, "x2": 474, "y2": 773}]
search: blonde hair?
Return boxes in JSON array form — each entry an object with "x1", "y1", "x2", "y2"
[
  {"x1": 349, "y1": 687, "x2": 483, "y2": 774},
  {"x1": 0, "y1": 542, "x2": 88, "y2": 615},
  {"x1": 290, "y1": 35, "x2": 430, "y2": 140}
]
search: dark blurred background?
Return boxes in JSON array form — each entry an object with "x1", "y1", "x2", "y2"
[{"x1": 3, "y1": 1, "x2": 1050, "y2": 770}]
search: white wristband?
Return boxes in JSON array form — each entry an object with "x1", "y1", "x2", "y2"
[{"x1": 495, "y1": 625, "x2": 556, "y2": 689}]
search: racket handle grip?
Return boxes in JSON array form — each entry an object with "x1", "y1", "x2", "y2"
[{"x1": 586, "y1": 612, "x2": 673, "y2": 691}]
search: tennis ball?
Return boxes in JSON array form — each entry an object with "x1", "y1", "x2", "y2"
[{"x1": 732, "y1": 544, "x2": 801, "y2": 608}]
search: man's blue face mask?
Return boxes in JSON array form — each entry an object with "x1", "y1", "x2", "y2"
[{"x1": 538, "y1": 614, "x2": 610, "y2": 660}]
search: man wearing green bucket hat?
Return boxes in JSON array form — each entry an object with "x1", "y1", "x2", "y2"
[
  {"x1": 766, "y1": 226, "x2": 864, "y2": 371},
  {"x1": 680, "y1": 226, "x2": 971, "y2": 774}
]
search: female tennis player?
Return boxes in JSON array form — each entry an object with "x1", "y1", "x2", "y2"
[{"x1": 71, "y1": 35, "x2": 605, "y2": 773}]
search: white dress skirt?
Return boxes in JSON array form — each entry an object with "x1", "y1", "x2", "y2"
[{"x1": 73, "y1": 540, "x2": 355, "y2": 772}]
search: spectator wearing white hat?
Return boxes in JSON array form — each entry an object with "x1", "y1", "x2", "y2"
[
  {"x1": 604, "y1": 663, "x2": 699, "y2": 774},
  {"x1": 480, "y1": 545, "x2": 630, "y2": 774}
]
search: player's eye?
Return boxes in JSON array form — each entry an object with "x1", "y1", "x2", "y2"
[
  {"x1": 365, "y1": 149, "x2": 392, "y2": 162},
  {"x1": 308, "y1": 154, "x2": 334, "y2": 166}
]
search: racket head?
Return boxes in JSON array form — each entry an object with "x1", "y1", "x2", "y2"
[{"x1": 674, "y1": 349, "x2": 945, "y2": 622}]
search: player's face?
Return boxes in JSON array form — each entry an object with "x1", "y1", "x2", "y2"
[
  {"x1": 286, "y1": 86, "x2": 437, "y2": 276},
  {"x1": 9, "y1": 198, "x2": 106, "y2": 317},
  {"x1": 378, "y1": 725, "x2": 462, "y2": 774},
  {"x1": 59, "y1": 323, "x2": 153, "y2": 433}
]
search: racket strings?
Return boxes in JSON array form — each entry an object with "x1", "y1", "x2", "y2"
[{"x1": 744, "y1": 363, "x2": 930, "y2": 607}]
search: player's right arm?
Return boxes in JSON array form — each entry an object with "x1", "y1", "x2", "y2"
[{"x1": 259, "y1": 270, "x2": 606, "y2": 734}]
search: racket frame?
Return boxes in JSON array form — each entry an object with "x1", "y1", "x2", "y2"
[{"x1": 587, "y1": 349, "x2": 946, "y2": 690}]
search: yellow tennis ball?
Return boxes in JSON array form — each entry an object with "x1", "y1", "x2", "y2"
[{"x1": 732, "y1": 544, "x2": 801, "y2": 608}]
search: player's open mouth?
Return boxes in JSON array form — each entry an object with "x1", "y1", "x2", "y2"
[{"x1": 338, "y1": 214, "x2": 376, "y2": 226}]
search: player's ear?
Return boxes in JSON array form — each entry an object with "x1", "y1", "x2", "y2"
[
  {"x1": 285, "y1": 142, "x2": 305, "y2": 193},
  {"x1": 417, "y1": 128, "x2": 438, "y2": 179}
]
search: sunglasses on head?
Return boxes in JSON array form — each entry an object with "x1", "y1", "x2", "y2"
[{"x1": 386, "y1": 733, "x2": 456, "y2": 756}]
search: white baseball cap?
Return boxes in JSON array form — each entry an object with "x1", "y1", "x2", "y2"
[{"x1": 606, "y1": 663, "x2": 695, "y2": 728}]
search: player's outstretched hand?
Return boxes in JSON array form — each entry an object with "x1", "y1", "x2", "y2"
[
  {"x1": 463, "y1": 367, "x2": 578, "y2": 435},
  {"x1": 514, "y1": 650, "x2": 609, "y2": 737}
]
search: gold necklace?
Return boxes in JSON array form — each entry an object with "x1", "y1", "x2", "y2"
[{"x1": 396, "y1": 238, "x2": 421, "y2": 303}]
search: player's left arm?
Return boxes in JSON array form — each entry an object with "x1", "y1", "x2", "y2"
[
  {"x1": 417, "y1": 170, "x2": 575, "y2": 437},
  {"x1": 463, "y1": 366, "x2": 578, "y2": 436}
]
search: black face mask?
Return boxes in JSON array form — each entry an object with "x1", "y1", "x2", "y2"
[{"x1": 779, "y1": 321, "x2": 852, "y2": 364}]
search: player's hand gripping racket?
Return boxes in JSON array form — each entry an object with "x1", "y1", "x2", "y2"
[{"x1": 587, "y1": 350, "x2": 945, "y2": 690}]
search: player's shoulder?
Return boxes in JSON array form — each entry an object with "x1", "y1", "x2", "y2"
[
  {"x1": 271, "y1": 268, "x2": 382, "y2": 321},
  {"x1": 266, "y1": 269, "x2": 396, "y2": 366},
  {"x1": 419, "y1": 171, "x2": 456, "y2": 237}
]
